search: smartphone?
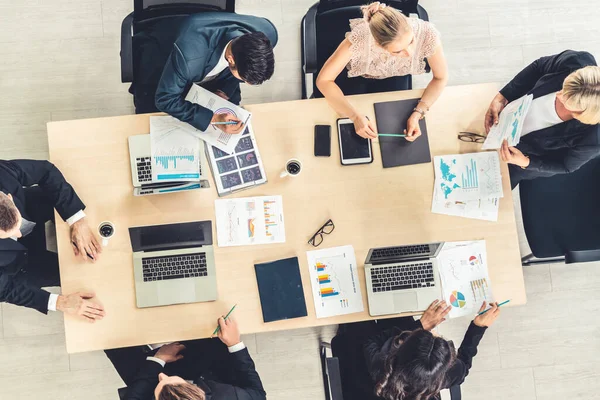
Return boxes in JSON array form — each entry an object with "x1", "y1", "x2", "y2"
[
  {"x1": 314, "y1": 125, "x2": 331, "y2": 157},
  {"x1": 337, "y1": 118, "x2": 373, "y2": 165}
]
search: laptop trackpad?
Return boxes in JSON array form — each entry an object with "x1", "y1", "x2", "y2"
[
  {"x1": 158, "y1": 280, "x2": 196, "y2": 305},
  {"x1": 393, "y1": 292, "x2": 419, "y2": 311}
]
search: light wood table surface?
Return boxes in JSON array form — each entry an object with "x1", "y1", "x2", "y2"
[{"x1": 47, "y1": 83, "x2": 526, "y2": 353}]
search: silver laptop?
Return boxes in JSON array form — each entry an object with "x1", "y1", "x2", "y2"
[
  {"x1": 365, "y1": 242, "x2": 444, "y2": 316},
  {"x1": 128, "y1": 221, "x2": 218, "y2": 308},
  {"x1": 128, "y1": 134, "x2": 209, "y2": 196}
]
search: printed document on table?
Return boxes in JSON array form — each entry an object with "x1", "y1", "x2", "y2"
[
  {"x1": 150, "y1": 116, "x2": 202, "y2": 182},
  {"x1": 437, "y1": 240, "x2": 494, "y2": 319},
  {"x1": 214, "y1": 196, "x2": 285, "y2": 247},
  {"x1": 482, "y1": 94, "x2": 533, "y2": 150},
  {"x1": 306, "y1": 245, "x2": 364, "y2": 319},
  {"x1": 179, "y1": 84, "x2": 251, "y2": 154},
  {"x1": 431, "y1": 184, "x2": 499, "y2": 222},
  {"x1": 433, "y1": 152, "x2": 504, "y2": 202}
]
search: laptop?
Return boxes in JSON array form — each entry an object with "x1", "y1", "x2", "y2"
[
  {"x1": 128, "y1": 220, "x2": 218, "y2": 308},
  {"x1": 364, "y1": 242, "x2": 444, "y2": 316},
  {"x1": 128, "y1": 134, "x2": 210, "y2": 196}
]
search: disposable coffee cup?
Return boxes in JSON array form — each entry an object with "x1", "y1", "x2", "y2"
[
  {"x1": 98, "y1": 221, "x2": 115, "y2": 247},
  {"x1": 280, "y1": 159, "x2": 302, "y2": 178}
]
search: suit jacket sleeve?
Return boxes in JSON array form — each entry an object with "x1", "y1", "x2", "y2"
[
  {"x1": 124, "y1": 360, "x2": 163, "y2": 400},
  {"x1": 155, "y1": 42, "x2": 214, "y2": 131},
  {"x1": 0, "y1": 270, "x2": 51, "y2": 314},
  {"x1": 4, "y1": 160, "x2": 85, "y2": 221},
  {"x1": 229, "y1": 347, "x2": 267, "y2": 399},
  {"x1": 444, "y1": 322, "x2": 487, "y2": 388},
  {"x1": 526, "y1": 141, "x2": 600, "y2": 176}
]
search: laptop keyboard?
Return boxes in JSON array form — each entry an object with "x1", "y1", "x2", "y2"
[
  {"x1": 370, "y1": 262, "x2": 435, "y2": 292},
  {"x1": 142, "y1": 253, "x2": 208, "y2": 282},
  {"x1": 370, "y1": 245, "x2": 432, "y2": 261},
  {"x1": 136, "y1": 157, "x2": 152, "y2": 183}
]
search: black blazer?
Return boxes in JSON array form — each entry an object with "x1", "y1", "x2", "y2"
[
  {"x1": 500, "y1": 50, "x2": 600, "y2": 177},
  {"x1": 124, "y1": 348, "x2": 266, "y2": 400},
  {"x1": 0, "y1": 159, "x2": 85, "y2": 313},
  {"x1": 155, "y1": 13, "x2": 278, "y2": 132},
  {"x1": 364, "y1": 321, "x2": 487, "y2": 399}
]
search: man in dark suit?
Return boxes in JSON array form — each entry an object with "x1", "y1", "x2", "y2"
[
  {"x1": 152, "y1": 13, "x2": 278, "y2": 135},
  {"x1": 0, "y1": 159, "x2": 105, "y2": 321},
  {"x1": 106, "y1": 317, "x2": 266, "y2": 400},
  {"x1": 484, "y1": 50, "x2": 600, "y2": 188}
]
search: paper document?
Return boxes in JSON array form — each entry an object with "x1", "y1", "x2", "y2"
[
  {"x1": 306, "y1": 245, "x2": 364, "y2": 319},
  {"x1": 431, "y1": 185, "x2": 499, "y2": 222},
  {"x1": 433, "y1": 152, "x2": 503, "y2": 202},
  {"x1": 482, "y1": 94, "x2": 533, "y2": 150},
  {"x1": 437, "y1": 240, "x2": 494, "y2": 318},
  {"x1": 150, "y1": 116, "x2": 202, "y2": 182},
  {"x1": 182, "y1": 84, "x2": 251, "y2": 154},
  {"x1": 214, "y1": 196, "x2": 285, "y2": 247},
  {"x1": 206, "y1": 124, "x2": 267, "y2": 196}
]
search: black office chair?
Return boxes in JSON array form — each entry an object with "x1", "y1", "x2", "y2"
[
  {"x1": 301, "y1": 0, "x2": 429, "y2": 99},
  {"x1": 520, "y1": 156, "x2": 600, "y2": 266},
  {"x1": 120, "y1": 0, "x2": 235, "y2": 112}
]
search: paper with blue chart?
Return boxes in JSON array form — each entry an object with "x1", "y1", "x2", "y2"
[
  {"x1": 306, "y1": 245, "x2": 364, "y2": 319},
  {"x1": 149, "y1": 116, "x2": 202, "y2": 183},
  {"x1": 482, "y1": 94, "x2": 533, "y2": 150},
  {"x1": 437, "y1": 241, "x2": 494, "y2": 318}
]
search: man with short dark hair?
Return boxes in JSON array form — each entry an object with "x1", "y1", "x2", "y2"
[
  {"x1": 154, "y1": 13, "x2": 278, "y2": 135},
  {"x1": 0, "y1": 159, "x2": 105, "y2": 321},
  {"x1": 106, "y1": 317, "x2": 266, "y2": 400}
]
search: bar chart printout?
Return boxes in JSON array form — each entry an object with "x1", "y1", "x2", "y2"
[{"x1": 307, "y1": 245, "x2": 364, "y2": 318}]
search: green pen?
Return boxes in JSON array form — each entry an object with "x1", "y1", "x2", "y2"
[
  {"x1": 478, "y1": 299, "x2": 510, "y2": 315},
  {"x1": 213, "y1": 304, "x2": 237, "y2": 335},
  {"x1": 378, "y1": 133, "x2": 407, "y2": 137}
]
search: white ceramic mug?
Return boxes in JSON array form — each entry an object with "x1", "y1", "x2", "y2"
[
  {"x1": 280, "y1": 159, "x2": 302, "y2": 178},
  {"x1": 98, "y1": 221, "x2": 115, "y2": 247}
]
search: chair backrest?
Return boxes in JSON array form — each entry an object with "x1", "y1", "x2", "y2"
[{"x1": 133, "y1": 0, "x2": 234, "y2": 21}]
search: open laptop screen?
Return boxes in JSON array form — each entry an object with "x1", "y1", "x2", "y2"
[{"x1": 129, "y1": 221, "x2": 212, "y2": 252}]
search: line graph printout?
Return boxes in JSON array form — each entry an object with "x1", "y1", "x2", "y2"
[
  {"x1": 433, "y1": 152, "x2": 504, "y2": 202},
  {"x1": 437, "y1": 240, "x2": 494, "y2": 318},
  {"x1": 307, "y1": 245, "x2": 364, "y2": 318},
  {"x1": 214, "y1": 196, "x2": 285, "y2": 247},
  {"x1": 150, "y1": 116, "x2": 202, "y2": 182},
  {"x1": 482, "y1": 94, "x2": 533, "y2": 150}
]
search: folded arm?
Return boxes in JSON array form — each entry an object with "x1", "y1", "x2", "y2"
[{"x1": 0, "y1": 271, "x2": 51, "y2": 314}]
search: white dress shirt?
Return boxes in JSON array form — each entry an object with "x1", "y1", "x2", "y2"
[
  {"x1": 146, "y1": 342, "x2": 247, "y2": 367},
  {"x1": 520, "y1": 92, "x2": 564, "y2": 137},
  {"x1": 200, "y1": 42, "x2": 232, "y2": 84}
]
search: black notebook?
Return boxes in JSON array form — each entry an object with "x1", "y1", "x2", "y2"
[
  {"x1": 374, "y1": 98, "x2": 432, "y2": 168},
  {"x1": 254, "y1": 257, "x2": 308, "y2": 323}
]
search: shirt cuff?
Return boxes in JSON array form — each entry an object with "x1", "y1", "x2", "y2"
[
  {"x1": 47, "y1": 293, "x2": 59, "y2": 312},
  {"x1": 146, "y1": 357, "x2": 166, "y2": 367},
  {"x1": 66, "y1": 210, "x2": 86, "y2": 226},
  {"x1": 228, "y1": 342, "x2": 246, "y2": 353}
]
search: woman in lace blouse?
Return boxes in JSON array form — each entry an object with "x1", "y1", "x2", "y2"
[{"x1": 316, "y1": 2, "x2": 448, "y2": 141}]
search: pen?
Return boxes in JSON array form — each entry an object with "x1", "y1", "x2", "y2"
[
  {"x1": 213, "y1": 304, "x2": 237, "y2": 335},
  {"x1": 211, "y1": 121, "x2": 240, "y2": 125},
  {"x1": 378, "y1": 133, "x2": 407, "y2": 137},
  {"x1": 478, "y1": 299, "x2": 510, "y2": 315}
]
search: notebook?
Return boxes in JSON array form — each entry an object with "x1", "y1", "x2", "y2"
[
  {"x1": 373, "y1": 98, "x2": 432, "y2": 168},
  {"x1": 254, "y1": 257, "x2": 308, "y2": 323}
]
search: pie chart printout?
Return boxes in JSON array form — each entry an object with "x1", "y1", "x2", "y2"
[{"x1": 449, "y1": 290, "x2": 467, "y2": 308}]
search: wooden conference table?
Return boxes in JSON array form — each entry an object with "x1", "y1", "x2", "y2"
[{"x1": 47, "y1": 83, "x2": 526, "y2": 353}]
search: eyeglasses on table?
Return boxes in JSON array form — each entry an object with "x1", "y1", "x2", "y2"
[
  {"x1": 458, "y1": 131, "x2": 486, "y2": 143},
  {"x1": 308, "y1": 219, "x2": 335, "y2": 247}
]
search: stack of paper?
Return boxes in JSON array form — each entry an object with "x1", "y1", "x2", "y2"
[
  {"x1": 431, "y1": 152, "x2": 503, "y2": 221},
  {"x1": 482, "y1": 94, "x2": 533, "y2": 150},
  {"x1": 437, "y1": 241, "x2": 494, "y2": 319}
]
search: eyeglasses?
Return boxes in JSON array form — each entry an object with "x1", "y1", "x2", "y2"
[
  {"x1": 458, "y1": 132, "x2": 486, "y2": 143},
  {"x1": 308, "y1": 219, "x2": 335, "y2": 247}
]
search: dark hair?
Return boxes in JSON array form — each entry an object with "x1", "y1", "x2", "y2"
[
  {"x1": 158, "y1": 382, "x2": 205, "y2": 400},
  {"x1": 230, "y1": 32, "x2": 275, "y2": 85},
  {"x1": 374, "y1": 329, "x2": 456, "y2": 400},
  {"x1": 0, "y1": 193, "x2": 19, "y2": 232}
]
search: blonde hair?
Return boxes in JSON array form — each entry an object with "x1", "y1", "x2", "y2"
[
  {"x1": 361, "y1": 2, "x2": 410, "y2": 48},
  {"x1": 562, "y1": 66, "x2": 600, "y2": 125}
]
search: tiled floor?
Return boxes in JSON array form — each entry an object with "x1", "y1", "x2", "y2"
[{"x1": 1, "y1": 0, "x2": 600, "y2": 399}]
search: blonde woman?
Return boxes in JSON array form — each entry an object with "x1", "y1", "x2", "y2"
[
  {"x1": 485, "y1": 50, "x2": 600, "y2": 188},
  {"x1": 316, "y1": 2, "x2": 448, "y2": 141}
]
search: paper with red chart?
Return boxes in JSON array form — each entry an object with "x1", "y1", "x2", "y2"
[{"x1": 437, "y1": 240, "x2": 494, "y2": 318}]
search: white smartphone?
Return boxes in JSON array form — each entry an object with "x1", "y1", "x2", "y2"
[{"x1": 337, "y1": 118, "x2": 373, "y2": 165}]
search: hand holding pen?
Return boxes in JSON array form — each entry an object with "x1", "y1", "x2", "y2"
[
  {"x1": 473, "y1": 301, "x2": 502, "y2": 327},
  {"x1": 210, "y1": 112, "x2": 244, "y2": 134}
]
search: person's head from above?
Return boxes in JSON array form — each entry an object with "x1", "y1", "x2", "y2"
[
  {"x1": 375, "y1": 329, "x2": 456, "y2": 400},
  {"x1": 557, "y1": 65, "x2": 600, "y2": 125},
  {"x1": 361, "y1": 2, "x2": 414, "y2": 57},
  {"x1": 0, "y1": 192, "x2": 22, "y2": 239},
  {"x1": 226, "y1": 32, "x2": 275, "y2": 85},
  {"x1": 155, "y1": 373, "x2": 205, "y2": 400}
]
